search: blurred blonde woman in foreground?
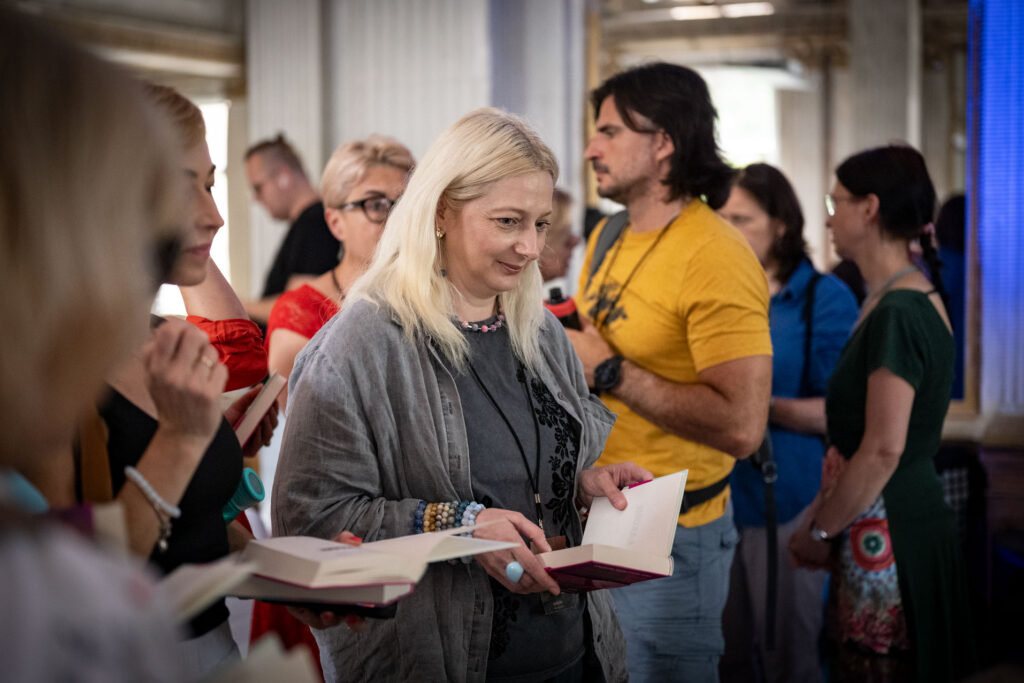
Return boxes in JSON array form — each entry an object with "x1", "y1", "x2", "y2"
[{"x1": 0, "y1": 7, "x2": 188, "y2": 680}]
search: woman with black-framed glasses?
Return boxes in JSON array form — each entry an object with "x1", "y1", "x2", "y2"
[{"x1": 266, "y1": 135, "x2": 414, "y2": 409}]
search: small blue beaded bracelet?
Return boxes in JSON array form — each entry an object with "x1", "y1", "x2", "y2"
[{"x1": 413, "y1": 500, "x2": 427, "y2": 534}]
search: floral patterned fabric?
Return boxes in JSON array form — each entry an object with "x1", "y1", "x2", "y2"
[
  {"x1": 833, "y1": 496, "x2": 909, "y2": 654},
  {"x1": 820, "y1": 446, "x2": 909, "y2": 656},
  {"x1": 452, "y1": 324, "x2": 587, "y2": 679}
]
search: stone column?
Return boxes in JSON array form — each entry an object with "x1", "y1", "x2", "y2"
[{"x1": 849, "y1": 0, "x2": 922, "y2": 151}]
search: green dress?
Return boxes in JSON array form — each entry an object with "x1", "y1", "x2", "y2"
[{"x1": 825, "y1": 289, "x2": 975, "y2": 682}]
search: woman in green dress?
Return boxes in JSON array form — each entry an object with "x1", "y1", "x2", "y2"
[{"x1": 787, "y1": 145, "x2": 975, "y2": 682}]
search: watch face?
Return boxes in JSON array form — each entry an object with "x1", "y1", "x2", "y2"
[{"x1": 595, "y1": 356, "x2": 622, "y2": 392}]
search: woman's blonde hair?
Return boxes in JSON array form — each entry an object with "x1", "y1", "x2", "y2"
[
  {"x1": 320, "y1": 135, "x2": 415, "y2": 208},
  {"x1": 0, "y1": 8, "x2": 185, "y2": 465},
  {"x1": 348, "y1": 108, "x2": 558, "y2": 372},
  {"x1": 145, "y1": 83, "x2": 206, "y2": 149}
]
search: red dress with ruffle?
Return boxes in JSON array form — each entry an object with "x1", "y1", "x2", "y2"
[{"x1": 187, "y1": 316, "x2": 268, "y2": 390}]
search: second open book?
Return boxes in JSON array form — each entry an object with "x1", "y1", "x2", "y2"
[
  {"x1": 160, "y1": 525, "x2": 517, "y2": 619},
  {"x1": 236, "y1": 525, "x2": 517, "y2": 602},
  {"x1": 537, "y1": 469, "x2": 688, "y2": 591}
]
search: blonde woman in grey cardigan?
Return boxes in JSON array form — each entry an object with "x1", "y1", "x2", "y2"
[{"x1": 274, "y1": 108, "x2": 650, "y2": 682}]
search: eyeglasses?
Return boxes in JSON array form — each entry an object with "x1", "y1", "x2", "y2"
[
  {"x1": 339, "y1": 196, "x2": 397, "y2": 224},
  {"x1": 824, "y1": 193, "x2": 859, "y2": 217}
]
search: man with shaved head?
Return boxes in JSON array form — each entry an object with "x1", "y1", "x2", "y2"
[{"x1": 244, "y1": 134, "x2": 341, "y2": 323}]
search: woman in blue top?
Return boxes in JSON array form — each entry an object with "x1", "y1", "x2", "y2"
[{"x1": 719, "y1": 163, "x2": 858, "y2": 683}]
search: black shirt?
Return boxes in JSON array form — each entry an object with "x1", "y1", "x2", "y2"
[{"x1": 261, "y1": 201, "x2": 342, "y2": 297}]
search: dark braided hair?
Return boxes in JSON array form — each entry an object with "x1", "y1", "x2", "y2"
[{"x1": 835, "y1": 145, "x2": 948, "y2": 309}]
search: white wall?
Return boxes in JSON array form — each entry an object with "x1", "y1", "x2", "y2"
[
  {"x1": 325, "y1": 0, "x2": 490, "y2": 159},
  {"x1": 245, "y1": 0, "x2": 585, "y2": 298},
  {"x1": 849, "y1": 0, "x2": 921, "y2": 150},
  {"x1": 246, "y1": 0, "x2": 326, "y2": 298},
  {"x1": 777, "y1": 74, "x2": 827, "y2": 269}
]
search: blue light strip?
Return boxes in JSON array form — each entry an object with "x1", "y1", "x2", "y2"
[{"x1": 972, "y1": 0, "x2": 1024, "y2": 411}]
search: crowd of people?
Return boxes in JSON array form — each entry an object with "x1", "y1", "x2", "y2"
[{"x1": 0, "y1": 6, "x2": 978, "y2": 683}]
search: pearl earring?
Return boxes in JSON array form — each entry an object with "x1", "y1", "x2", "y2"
[{"x1": 435, "y1": 227, "x2": 445, "y2": 239}]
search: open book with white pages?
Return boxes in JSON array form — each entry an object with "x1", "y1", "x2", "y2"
[
  {"x1": 159, "y1": 524, "x2": 516, "y2": 619},
  {"x1": 537, "y1": 470, "x2": 688, "y2": 592}
]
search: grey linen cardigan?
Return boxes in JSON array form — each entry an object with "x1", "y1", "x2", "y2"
[{"x1": 272, "y1": 298, "x2": 628, "y2": 682}]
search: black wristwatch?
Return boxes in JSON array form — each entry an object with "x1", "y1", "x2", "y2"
[{"x1": 593, "y1": 355, "x2": 625, "y2": 394}]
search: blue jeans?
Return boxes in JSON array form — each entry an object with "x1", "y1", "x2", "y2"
[{"x1": 611, "y1": 501, "x2": 739, "y2": 683}]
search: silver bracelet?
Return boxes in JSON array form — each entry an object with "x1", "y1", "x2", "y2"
[
  {"x1": 124, "y1": 466, "x2": 181, "y2": 552},
  {"x1": 809, "y1": 520, "x2": 831, "y2": 543}
]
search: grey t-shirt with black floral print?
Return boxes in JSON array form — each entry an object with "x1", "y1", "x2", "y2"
[{"x1": 451, "y1": 321, "x2": 585, "y2": 682}]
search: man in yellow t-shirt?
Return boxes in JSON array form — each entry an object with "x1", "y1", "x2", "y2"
[{"x1": 568, "y1": 63, "x2": 772, "y2": 682}]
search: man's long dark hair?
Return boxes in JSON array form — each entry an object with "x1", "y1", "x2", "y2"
[{"x1": 591, "y1": 62, "x2": 735, "y2": 209}]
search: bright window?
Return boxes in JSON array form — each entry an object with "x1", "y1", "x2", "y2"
[
  {"x1": 152, "y1": 100, "x2": 232, "y2": 316},
  {"x1": 697, "y1": 65, "x2": 781, "y2": 167}
]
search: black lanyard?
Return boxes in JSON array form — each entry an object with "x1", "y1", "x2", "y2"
[
  {"x1": 466, "y1": 360, "x2": 546, "y2": 532},
  {"x1": 591, "y1": 215, "x2": 677, "y2": 332}
]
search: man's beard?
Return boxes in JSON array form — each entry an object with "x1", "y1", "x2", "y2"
[{"x1": 596, "y1": 174, "x2": 645, "y2": 205}]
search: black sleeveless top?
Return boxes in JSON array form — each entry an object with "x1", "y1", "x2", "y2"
[{"x1": 100, "y1": 387, "x2": 243, "y2": 637}]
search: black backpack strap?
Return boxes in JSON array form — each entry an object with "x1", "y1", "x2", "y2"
[
  {"x1": 584, "y1": 210, "x2": 630, "y2": 291},
  {"x1": 763, "y1": 267, "x2": 823, "y2": 652},
  {"x1": 800, "y1": 270, "x2": 823, "y2": 397},
  {"x1": 750, "y1": 268, "x2": 821, "y2": 652},
  {"x1": 747, "y1": 432, "x2": 778, "y2": 650},
  {"x1": 678, "y1": 475, "x2": 731, "y2": 514},
  {"x1": 757, "y1": 433, "x2": 778, "y2": 651}
]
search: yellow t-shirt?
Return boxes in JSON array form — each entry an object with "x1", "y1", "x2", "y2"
[{"x1": 577, "y1": 200, "x2": 772, "y2": 527}]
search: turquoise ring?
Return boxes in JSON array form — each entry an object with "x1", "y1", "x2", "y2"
[{"x1": 504, "y1": 560, "x2": 524, "y2": 583}]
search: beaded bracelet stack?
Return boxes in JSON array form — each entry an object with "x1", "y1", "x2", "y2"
[
  {"x1": 124, "y1": 465, "x2": 181, "y2": 552},
  {"x1": 414, "y1": 500, "x2": 485, "y2": 534}
]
